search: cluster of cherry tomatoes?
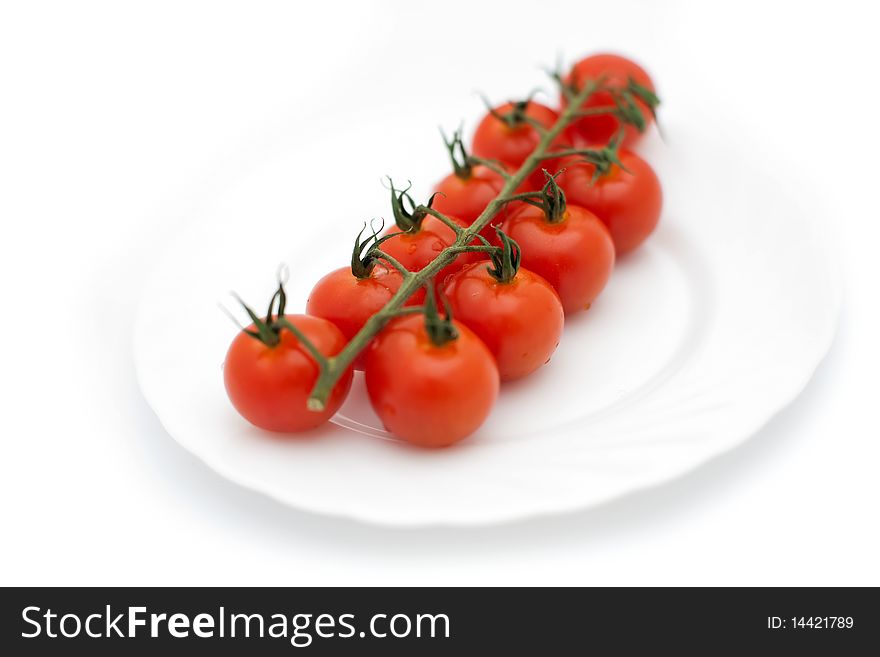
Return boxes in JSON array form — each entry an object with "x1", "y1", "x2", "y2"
[{"x1": 224, "y1": 53, "x2": 663, "y2": 448}]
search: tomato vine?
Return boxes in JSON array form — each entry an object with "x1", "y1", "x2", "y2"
[{"x1": 237, "y1": 72, "x2": 655, "y2": 412}]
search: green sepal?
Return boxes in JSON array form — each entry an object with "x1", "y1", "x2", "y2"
[
  {"x1": 350, "y1": 221, "x2": 396, "y2": 279},
  {"x1": 422, "y1": 282, "x2": 458, "y2": 347},
  {"x1": 536, "y1": 170, "x2": 567, "y2": 223},
  {"x1": 441, "y1": 126, "x2": 473, "y2": 179},
  {"x1": 232, "y1": 285, "x2": 283, "y2": 347},
  {"x1": 482, "y1": 91, "x2": 539, "y2": 129},
  {"x1": 486, "y1": 228, "x2": 522, "y2": 284},
  {"x1": 386, "y1": 178, "x2": 424, "y2": 233},
  {"x1": 626, "y1": 76, "x2": 660, "y2": 121}
]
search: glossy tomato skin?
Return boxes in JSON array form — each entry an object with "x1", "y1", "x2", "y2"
[
  {"x1": 364, "y1": 315, "x2": 499, "y2": 447},
  {"x1": 224, "y1": 314, "x2": 353, "y2": 432},
  {"x1": 563, "y1": 53, "x2": 655, "y2": 148},
  {"x1": 503, "y1": 204, "x2": 615, "y2": 314},
  {"x1": 382, "y1": 214, "x2": 483, "y2": 288},
  {"x1": 555, "y1": 149, "x2": 662, "y2": 255},
  {"x1": 443, "y1": 262, "x2": 564, "y2": 381},
  {"x1": 306, "y1": 264, "x2": 418, "y2": 369},
  {"x1": 421, "y1": 214, "x2": 487, "y2": 272},
  {"x1": 432, "y1": 165, "x2": 508, "y2": 241},
  {"x1": 381, "y1": 222, "x2": 458, "y2": 286},
  {"x1": 523, "y1": 137, "x2": 575, "y2": 192},
  {"x1": 307, "y1": 264, "x2": 403, "y2": 340},
  {"x1": 472, "y1": 102, "x2": 559, "y2": 168}
]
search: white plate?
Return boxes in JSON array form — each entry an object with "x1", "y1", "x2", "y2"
[{"x1": 134, "y1": 106, "x2": 840, "y2": 527}]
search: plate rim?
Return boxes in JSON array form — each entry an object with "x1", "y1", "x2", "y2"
[{"x1": 132, "y1": 121, "x2": 843, "y2": 528}]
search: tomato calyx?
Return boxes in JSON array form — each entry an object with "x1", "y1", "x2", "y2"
[
  {"x1": 441, "y1": 127, "x2": 475, "y2": 180},
  {"x1": 624, "y1": 76, "x2": 660, "y2": 124},
  {"x1": 486, "y1": 228, "x2": 522, "y2": 284},
  {"x1": 553, "y1": 64, "x2": 660, "y2": 135},
  {"x1": 539, "y1": 129, "x2": 628, "y2": 183},
  {"x1": 600, "y1": 77, "x2": 659, "y2": 133},
  {"x1": 538, "y1": 172, "x2": 567, "y2": 223},
  {"x1": 547, "y1": 61, "x2": 581, "y2": 104},
  {"x1": 442, "y1": 124, "x2": 513, "y2": 186},
  {"x1": 228, "y1": 276, "x2": 329, "y2": 372},
  {"x1": 482, "y1": 93, "x2": 538, "y2": 130},
  {"x1": 350, "y1": 221, "x2": 396, "y2": 279},
  {"x1": 586, "y1": 129, "x2": 628, "y2": 180},
  {"x1": 515, "y1": 170, "x2": 568, "y2": 224},
  {"x1": 422, "y1": 283, "x2": 458, "y2": 347},
  {"x1": 386, "y1": 177, "x2": 441, "y2": 233},
  {"x1": 230, "y1": 278, "x2": 288, "y2": 347}
]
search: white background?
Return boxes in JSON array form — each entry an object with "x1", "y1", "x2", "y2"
[{"x1": 2, "y1": 1, "x2": 878, "y2": 586}]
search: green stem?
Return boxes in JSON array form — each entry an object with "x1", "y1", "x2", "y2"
[
  {"x1": 572, "y1": 105, "x2": 619, "y2": 118},
  {"x1": 390, "y1": 306, "x2": 426, "y2": 317},
  {"x1": 520, "y1": 115, "x2": 550, "y2": 134},
  {"x1": 418, "y1": 206, "x2": 465, "y2": 234},
  {"x1": 275, "y1": 317, "x2": 328, "y2": 368},
  {"x1": 539, "y1": 147, "x2": 604, "y2": 160},
  {"x1": 451, "y1": 244, "x2": 498, "y2": 255},
  {"x1": 306, "y1": 80, "x2": 600, "y2": 409},
  {"x1": 371, "y1": 250, "x2": 413, "y2": 277},
  {"x1": 501, "y1": 191, "x2": 544, "y2": 203}
]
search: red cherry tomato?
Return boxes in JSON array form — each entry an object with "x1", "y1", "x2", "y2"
[
  {"x1": 380, "y1": 221, "x2": 458, "y2": 284},
  {"x1": 381, "y1": 213, "x2": 480, "y2": 289},
  {"x1": 364, "y1": 315, "x2": 499, "y2": 447},
  {"x1": 224, "y1": 314, "x2": 353, "y2": 432},
  {"x1": 432, "y1": 164, "x2": 508, "y2": 241},
  {"x1": 443, "y1": 261, "x2": 564, "y2": 381},
  {"x1": 307, "y1": 263, "x2": 419, "y2": 369},
  {"x1": 472, "y1": 101, "x2": 559, "y2": 168},
  {"x1": 503, "y1": 203, "x2": 615, "y2": 314},
  {"x1": 307, "y1": 263, "x2": 402, "y2": 340},
  {"x1": 563, "y1": 53, "x2": 656, "y2": 147},
  {"x1": 556, "y1": 149, "x2": 662, "y2": 255}
]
